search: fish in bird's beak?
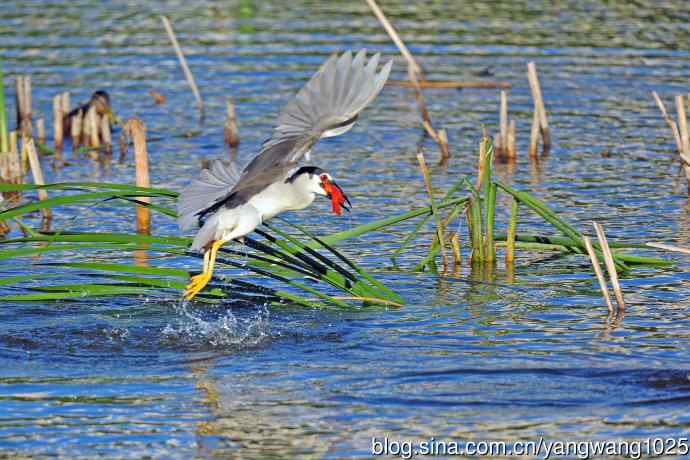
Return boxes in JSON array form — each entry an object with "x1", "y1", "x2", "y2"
[{"x1": 322, "y1": 178, "x2": 351, "y2": 215}]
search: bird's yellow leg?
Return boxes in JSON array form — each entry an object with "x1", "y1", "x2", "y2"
[{"x1": 184, "y1": 240, "x2": 225, "y2": 300}]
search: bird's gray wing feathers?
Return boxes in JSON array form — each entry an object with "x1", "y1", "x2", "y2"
[
  {"x1": 240, "y1": 50, "x2": 393, "y2": 179},
  {"x1": 177, "y1": 159, "x2": 242, "y2": 230}
]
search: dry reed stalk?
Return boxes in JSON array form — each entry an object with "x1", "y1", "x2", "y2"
[
  {"x1": 161, "y1": 16, "x2": 203, "y2": 113},
  {"x1": 23, "y1": 76, "x2": 32, "y2": 137},
  {"x1": 52, "y1": 95, "x2": 64, "y2": 157},
  {"x1": 124, "y1": 118, "x2": 150, "y2": 234},
  {"x1": 528, "y1": 106, "x2": 539, "y2": 159},
  {"x1": 527, "y1": 62, "x2": 550, "y2": 153},
  {"x1": 7, "y1": 131, "x2": 21, "y2": 201},
  {"x1": 364, "y1": 0, "x2": 423, "y2": 78},
  {"x1": 450, "y1": 232, "x2": 461, "y2": 273},
  {"x1": 389, "y1": 79, "x2": 511, "y2": 89},
  {"x1": 85, "y1": 106, "x2": 100, "y2": 148},
  {"x1": 651, "y1": 91, "x2": 682, "y2": 153},
  {"x1": 224, "y1": 96, "x2": 239, "y2": 150},
  {"x1": 13, "y1": 76, "x2": 33, "y2": 137},
  {"x1": 365, "y1": 0, "x2": 450, "y2": 161},
  {"x1": 437, "y1": 128, "x2": 449, "y2": 165},
  {"x1": 14, "y1": 77, "x2": 23, "y2": 131},
  {"x1": 499, "y1": 90, "x2": 508, "y2": 155},
  {"x1": 71, "y1": 110, "x2": 82, "y2": 150},
  {"x1": 25, "y1": 138, "x2": 50, "y2": 222},
  {"x1": 592, "y1": 222, "x2": 625, "y2": 312},
  {"x1": 15, "y1": 76, "x2": 32, "y2": 136},
  {"x1": 675, "y1": 95, "x2": 689, "y2": 155},
  {"x1": 118, "y1": 132, "x2": 127, "y2": 163},
  {"x1": 36, "y1": 118, "x2": 45, "y2": 145},
  {"x1": 417, "y1": 150, "x2": 448, "y2": 272},
  {"x1": 60, "y1": 92, "x2": 70, "y2": 115},
  {"x1": 507, "y1": 118, "x2": 516, "y2": 159},
  {"x1": 583, "y1": 235, "x2": 615, "y2": 315},
  {"x1": 646, "y1": 242, "x2": 690, "y2": 255},
  {"x1": 101, "y1": 114, "x2": 112, "y2": 154},
  {"x1": 20, "y1": 134, "x2": 29, "y2": 174}
]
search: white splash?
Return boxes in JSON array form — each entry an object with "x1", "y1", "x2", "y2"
[{"x1": 162, "y1": 300, "x2": 270, "y2": 349}]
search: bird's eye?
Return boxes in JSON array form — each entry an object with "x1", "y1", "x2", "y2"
[{"x1": 320, "y1": 174, "x2": 328, "y2": 182}]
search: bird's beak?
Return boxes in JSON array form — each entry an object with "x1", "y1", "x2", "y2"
[{"x1": 323, "y1": 179, "x2": 351, "y2": 215}]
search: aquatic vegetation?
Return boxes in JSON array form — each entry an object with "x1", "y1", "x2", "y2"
[
  {"x1": 0, "y1": 134, "x2": 669, "y2": 310},
  {"x1": 0, "y1": 181, "x2": 405, "y2": 308}
]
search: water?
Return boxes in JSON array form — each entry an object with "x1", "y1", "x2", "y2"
[{"x1": 1, "y1": 1, "x2": 690, "y2": 458}]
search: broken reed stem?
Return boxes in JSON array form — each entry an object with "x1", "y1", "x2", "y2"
[
  {"x1": 8, "y1": 130, "x2": 20, "y2": 181},
  {"x1": 507, "y1": 119, "x2": 516, "y2": 159},
  {"x1": 675, "y1": 95, "x2": 689, "y2": 156},
  {"x1": 86, "y1": 106, "x2": 100, "y2": 148},
  {"x1": 161, "y1": 16, "x2": 203, "y2": 114},
  {"x1": 101, "y1": 114, "x2": 112, "y2": 154},
  {"x1": 124, "y1": 118, "x2": 151, "y2": 234},
  {"x1": 592, "y1": 222, "x2": 625, "y2": 312},
  {"x1": 450, "y1": 232, "x2": 461, "y2": 272},
  {"x1": 676, "y1": 94, "x2": 690, "y2": 193},
  {"x1": 652, "y1": 91, "x2": 682, "y2": 153},
  {"x1": 15, "y1": 76, "x2": 32, "y2": 137},
  {"x1": 505, "y1": 198, "x2": 518, "y2": 264},
  {"x1": 23, "y1": 76, "x2": 32, "y2": 137},
  {"x1": 528, "y1": 105, "x2": 539, "y2": 159},
  {"x1": 71, "y1": 110, "x2": 82, "y2": 151},
  {"x1": 417, "y1": 149, "x2": 448, "y2": 273},
  {"x1": 14, "y1": 77, "x2": 23, "y2": 133},
  {"x1": 224, "y1": 96, "x2": 239, "y2": 150},
  {"x1": 646, "y1": 242, "x2": 690, "y2": 255},
  {"x1": 364, "y1": 0, "x2": 423, "y2": 78},
  {"x1": 499, "y1": 90, "x2": 508, "y2": 154},
  {"x1": 25, "y1": 138, "x2": 50, "y2": 223},
  {"x1": 4, "y1": 131, "x2": 21, "y2": 202},
  {"x1": 583, "y1": 235, "x2": 615, "y2": 315},
  {"x1": 36, "y1": 118, "x2": 45, "y2": 145},
  {"x1": 364, "y1": 0, "x2": 450, "y2": 161},
  {"x1": 0, "y1": 66, "x2": 7, "y2": 153},
  {"x1": 389, "y1": 79, "x2": 511, "y2": 89},
  {"x1": 61, "y1": 92, "x2": 70, "y2": 117},
  {"x1": 527, "y1": 62, "x2": 550, "y2": 153},
  {"x1": 437, "y1": 128, "x2": 449, "y2": 165}
]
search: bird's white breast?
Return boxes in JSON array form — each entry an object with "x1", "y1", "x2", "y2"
[{"x1": 248, "y1": 180, "x2": 315, "y2": 221}]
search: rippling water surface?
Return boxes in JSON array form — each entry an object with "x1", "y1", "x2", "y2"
[{"x1": 1, "y1": 1, "x2": 690, "y2": 458}]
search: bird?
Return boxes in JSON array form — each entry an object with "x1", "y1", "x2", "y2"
[
  {"x1": 176, "y1": 50, "x2": 393, "y2": 300},
  {"x1": 63, "y1": 90, "x2": 115, "y2": 135}
]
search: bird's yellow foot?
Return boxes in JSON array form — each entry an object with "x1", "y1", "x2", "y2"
[{"x1": 183, "y1": 272, "x2": 212, "y2": 300}]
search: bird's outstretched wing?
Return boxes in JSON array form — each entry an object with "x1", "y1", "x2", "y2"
[
  {"x1": 177, "y1": 159, "x2": 242, "y2": 230},
  {"x1": 239, "y1": 50, "x2": 393, "y2": 180}
]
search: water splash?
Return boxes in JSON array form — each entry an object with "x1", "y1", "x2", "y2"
[{"x1": 161, "y1": 299, "x2": 270, "y2": 350}]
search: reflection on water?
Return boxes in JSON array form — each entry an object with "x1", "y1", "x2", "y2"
[{"x1": 1, "y1": 0, "x2": 690, "y2": 457}]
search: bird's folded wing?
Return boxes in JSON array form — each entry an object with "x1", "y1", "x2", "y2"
[
  {"x1": 239, "y1": 50, "x2": 393, "y2": 179},
  {"x1": 177, "y1": 159, "x2": 242, "y2": 230}
]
